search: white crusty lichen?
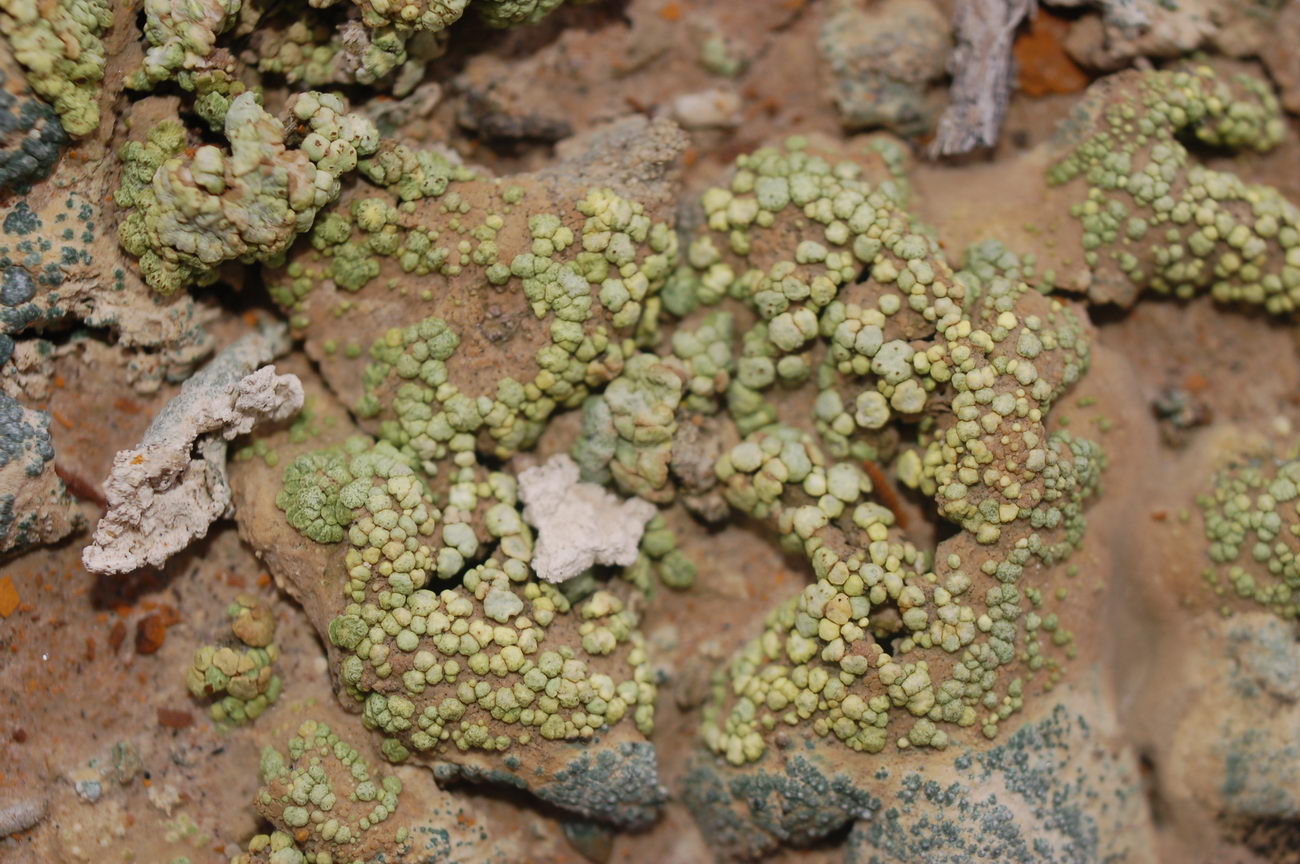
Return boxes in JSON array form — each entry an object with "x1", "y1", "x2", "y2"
[
  {"x1": 116, "y1": 90, "x2": 379, "y2": 295},
  {"x1": 517, "y1": 453, "x2": 657, "y2": 583},
  {"x1": 83, "y1": 327, "x2": 304, "y2": 575}
]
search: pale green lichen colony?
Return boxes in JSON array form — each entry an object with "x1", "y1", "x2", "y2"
[
  {"x1": 3, "y1": 0, "x2": 1298, "y2": 858},
  {"x1": 239, "y1": 720, "x2": 410, "y2": 864},
  {"x1": 0, "y1": 0, "x2": 110, "y2": 137},
  {"x1": 660, "y1": 137, "x2": 1105, "y2": 764},
  {"x1": 1049, "y1": 65, "x2": 1299, "y2": 313},
  {"x1": 1199, "y1": 447, "x2": 1300, "y2": 619},
  {"x1": 116, "y1": 91, "x2": 380, "y2": 295},
  {"x1": 186, "y1": 595, "x2": 284, "y2": 725}
]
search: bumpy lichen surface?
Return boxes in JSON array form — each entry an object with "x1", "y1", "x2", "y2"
[
  {"x1": 644, "y1": 136, "x2": 1120, "y2": 863},
  {"x1": 270, "y1": 169, "x2": 677, "y2": 461},
  {"x1": 1198, "y1": 446, "x2": 1300, "y2": 619},
  {"x1": 254, "y1": 19, "x2": 423, "y2": 89},
  {"x1": 276, "y1": 430, "x2": 658, "y2": 763},
  {"x1": 115, "y1": 91, "x2": 379, "y2": 295},
  {"x1": 243, "y1": 720, "x2": 409, "y2": 864},
  {"x1": 350, "y1": 0, "x2": 583, "y2": 32},
  {"x1": 0, "y1": 47, "x2": 67, "y2": 190},
  {"x1": 661, "y1": 137, "x2": 1102, "y2": 767},
  {"x1": 137, "y1": 0, "x2": 240, "y2": 85},
  {"x1": 0, "y1": 0, "x2": 110, "y2": 136},
  {"x1": 185, "y1": 595, "x2": 283, "y2": 725},
  {"x1": 1050, "y1": 65, "x2": 1300, "y2": 313}
]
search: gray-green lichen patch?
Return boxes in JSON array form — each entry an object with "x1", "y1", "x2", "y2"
[
  {"x1": 847, "y1": 705, "x2": 1127, "y2": 864},
  {"x1": 0, "y1": 390, "x2": 80, "y2": 554},
  {"x1": 0, "y1": 41, "x2": 67, "y2": 192},
  {"x1": 817, "y1": 0, "x2": 949, "y2": 137}
]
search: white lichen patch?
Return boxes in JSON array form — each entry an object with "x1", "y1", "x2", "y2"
[{"x1": 518, "y1": 453, "x2": 656, "y2": 583}]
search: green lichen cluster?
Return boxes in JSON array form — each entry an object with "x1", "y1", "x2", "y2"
[
  {"x1": 621, "y1": 514, "x2": 696, "y2": 591},
  {"x1": 321, "y1": 480, "x2": 656, "y2": 760},
  {"x1": 246, "y1": 720, "x2": 411, "y2": 864},
  {"x1": 273, "y1": 179, "x2": 676, "y2": 464},
  {"x1": 652, "y1": 137, "x2": 1104, "y2": 765},
  {"x1": 1049, "y1": 65, "x2": 1299, "y2": 314},
  {"x1": 268, "y1": 167, "x2": 692, "y2": 778},
  {"x1": 185, "y1": 595, "x2": 282, "y2": 725},
  {"x1": 350, "y1": 0, "x2": 585, "y2": 33},
  {"x1": 276, "y1": 424, "x2": 657, "y2": 764},
  {"x1": 253, "y1": 18, "x2": 432, "y2": 90},
  {"x1": 1198, "y1": 447, "x2": 1300, "y2": 619},
  {"x1": 116, "y1": 91, "x2": 379, "y2": 295},
  {"x1": 135, "y1": 0, "x2": 240, "y2": 88},
  {"x1": 0, "y1": 0, "x2": 111, "y2": 137},
  {"x1": 574, "y1": 312, "x2": 736, "y2": 505}
]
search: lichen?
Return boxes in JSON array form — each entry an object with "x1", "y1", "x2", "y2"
[
  {"x1": 1198, "y1": 445, "x2": 1300, "y2": 619},
  {"x1": 1049, "y1": 65, "x2": 1299, "y2": 313},
  {"x1": 0, "y1": 0, "x2": 110, "y2": 136},
  {"x1": 185, "y1": 595, "x2": 282, "y2": 725},
  {"x1": 116, "y1": 91, "x2": 379, "y2": 295}
]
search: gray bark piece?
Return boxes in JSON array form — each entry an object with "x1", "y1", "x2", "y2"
[
  {"x1": 0, "y1": 795, "x2": 46, "y2": 838},
  {"x1": 83, "y1": 325, "x2": 303, "y2": 574},
  {"x1": 930, "y1": 0, "x2": 1035, "y2": 157}
]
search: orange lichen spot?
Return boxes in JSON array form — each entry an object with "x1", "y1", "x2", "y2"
[
  {"x1": 1014, "y1": 11, "x2": 1088, "y2": 96},
  {"x1": 135, "y1": 613, "x2": 169, "y2": 654},
  {"x1": 257, "y1": 572, "x2": 272, "y2": 588},
  {"x1": 131, "y1": 453, "x2": 145, "y2": 465},
  {"x1": 52, "y1": 410, "x2": 74, "y2": 430},
  {"x1": 658, "y1": 2, "x2": 682, "y2": 21},
  {"x1": 53, "y1": 375, "x2": 65, "y2": 388},
  {"x1": 1151, "y1": 510, "x2": 1168, "y2": 522},
  {"x1": 1184, "y1": 372, "x2": 1209, "y2": 394},
  {"x1": 682, "y1": 146, "x2": 699, "y2": 168},
  {"x1": 114, "y1": 396, "x2": 144, "y2": 414},
  {"x1": 108, "y1": 619, "x2": 127, "y2": 652},
  {"x1": 243, "y1": 311, "x2": 260, "y2": 327},
  {"x1": 157, "y1": 707, "x2": 194, "y2": 729},
  {"x1": 0, "y1": 575, "x2": 20, "y2": 618}
]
